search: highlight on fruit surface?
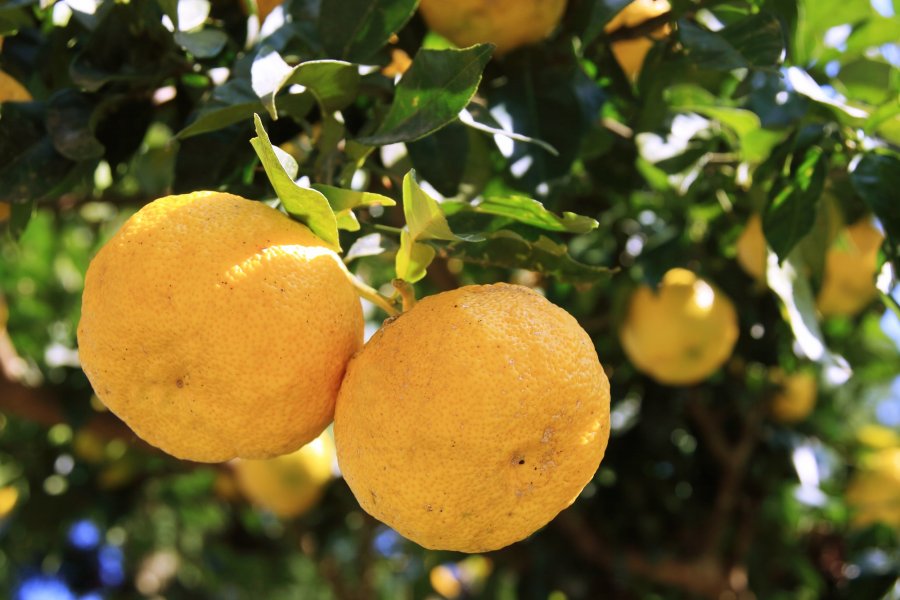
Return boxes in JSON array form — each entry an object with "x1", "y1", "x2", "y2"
[
  {"x1": 736, "y1": 214, "x2": 767, "y2": 281},
  {"x1": 768, "y1": 369, "x2": 818, "y2": 424},
  {"x1": 334, "y1": 283, "x2": 611, "y2": 553},
  {"x1": 619, "y1": 268, "x2": 739, "y2": 386},
  {"x1": 77, "y1": 191, "x2": 364, "y2": 463},
  {"x1": 418, "y1": 0, "x2": 568, "y2": 55},
  {"x1": 604, "y1": 0, "x2": 671, "y2": 80},
  {"x1": 0, "y1": 69, "x2": 31, "y2": 103},
  {"x1": 846, "y1": 448, "x2": 900, "y2": 529},
  {"x1": 816, "y1": 218, "x2": 884, "y2": 318},
  {"x1": 233, "y1": 430, "x2": 336, "y2": 518}
]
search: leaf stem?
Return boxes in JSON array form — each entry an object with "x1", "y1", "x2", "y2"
[
  {"x1": 392, "y1": 279, "x2": 417, "y2": 312},
  {"x1": 350, "y1": 276, "x2": 400, "y2": 317}
]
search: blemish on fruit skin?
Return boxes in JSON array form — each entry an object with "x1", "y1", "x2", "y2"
[{"x1": 175, "y1": 379, "x2": 184, "y2": 388}]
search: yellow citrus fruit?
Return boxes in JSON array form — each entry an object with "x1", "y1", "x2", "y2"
[
  {"x1": 0, "y1": 486, "x2": 19, "y2": 519},
  {"x1": 335, "y1": 283, "x2": 611, "y2": 552},
  {"x1": 77, "y1": 191, "x2": 363, "y2": 462},
  {"x1": 736, "y1": 213, "x2": 767, "y2": 281},
  {"x1": 234, "y1": 430, "x2": 335, "y2": 518},
  {"x1": 816, "y1": 218, "x2": 884, "y2": 317},
  {"x1": 0, "y1": 69, "x2": 31, "y2": 103},
  {"x1": 255, "y1": 0, "x2": 283, "y2": 23},
  {"x1": 846, "y1": 448, "x2": 900, "y2": 528},
  {"x1": 0, "y1": 294, "x2": 7, "y2": 331},
  {"x1": 605, "y1": 0, "x2": 671, "y2": 80},
  {"x1": 768, "y1": 369, "x2": 817, "y2": 424},
  {"x1": 419, "y1": 0, "x2": 568, "y2": 55},
  {"x1": 620, "y1": 268, "x2": 739, "y2": 386},
  {"x1": 73, "y1": 429, "x2": 108, "y2": 464},
  {"x1": 856, "y1": 424, "x2": 900, "y2": 449},
  {"x1": 430, "y1": 564, "x2": 463, "y2": 599}
]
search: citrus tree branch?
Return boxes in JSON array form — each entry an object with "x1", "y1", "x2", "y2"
[{"x1": 555, "y1": 511, "x2": 730, "y2": 599}]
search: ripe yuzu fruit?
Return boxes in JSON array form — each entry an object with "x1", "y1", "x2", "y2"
[
  {"x1": 736, "y1": 213, "x2": 767, "y2": 281},
  {"x1": 619, "y1": 268, "x2": 739, "y2": 386},
  {"x1": 418, "y1": 0, "x2": 567, "y2": 55},
  {"x1": 816, "y1": 218, "x2": 884, "y2": 317},
  {"x1": 846, "y1": 448, "x2": 900, "y2": 528},
  {"x1": 768, "y1": 369, "x2": 817, "y2": 424},
  {"x1": 234, "y1": 430, "x2": 335, "y2": 518},
  {"x1": 334, "y1": 283, "x2": 610, "y2": 552},
  {"x1": 77, "y1": 191, "x2": 363, "y2": 462},
  {"x1": 605, "y1": 0, "x2": 671, "y2": 80},
  {"x1": 0, "y1": 69, "x2": 31, "y2": 103}
]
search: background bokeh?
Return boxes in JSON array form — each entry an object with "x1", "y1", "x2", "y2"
[{"x1": 1, "y1": 0, "x2": 898, "y2": 598}]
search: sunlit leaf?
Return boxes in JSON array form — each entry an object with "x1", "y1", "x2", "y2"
[{"x1": 249, "y1": 114, "x2": 340, "y2": 251}]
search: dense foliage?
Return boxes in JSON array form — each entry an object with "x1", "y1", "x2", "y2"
[{"x1": 0, "y1": 0, "x2": 898, "y2": 598}]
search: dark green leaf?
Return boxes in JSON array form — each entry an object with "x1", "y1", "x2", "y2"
[
  {"x1": 407, "y1": 121, "x2": 469, "y2": 197},
  {"x1": 0, "y1": 2, "x2": 32, "y2": 36},
  {"x1": 249, "y1": 114, "x2": 340, "y2": 251},
  {"x1": 678, "y1": 21, "x2": 746, "y2": 71},
  {"x1": 720, "y1": 12, "x2": 784, "y2": 68},
  {"x1": 0, "y1": 139, "x2": 76, "y2": 205},
  {"x1": 45, "y1": 90, "x2": 105, "y2": 161},
  {"x1": 318, "y1": 0, "x2": 418, "y2": 63},
  {"x1": 580, "y1": 0, "x2": 633, "y2": 46},
  {"x1": 483, "y1": 59, "x2": 591, "y2": 189},
  {"x1": 177, "y1": 78, "x2": 316, "y2": 139},
  {"x1": 851, "y1": 153, "x2": 899, "y2": 259},
  {"x1": 356, "y1": 45, "x2": 493, "y2": 146},
  {"x1": 448, "y1": 231, "x2": 613, "y2": 285},
  {"x1": 174, "y1": 29, "x2": 228, "y2": 58},
  {"x1": 763, "y1": 147, "x2": 828, "y2": 260}
]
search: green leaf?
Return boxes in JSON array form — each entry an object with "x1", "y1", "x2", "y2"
[
  {"x1": 403, "y1": 171, "x2": 470, "y2": 243},
  {"x1": 396, "y1": 230, "x2": 436, "y2": 283},
  {"x1": 445, "y1": 196, "x2": 599, "y2": 234},
  {"x1": 406, "y1": 121, "x2": 469, "y2": 197},
  {"x1": 448, "y1": 231, "x2": 613, "y2": 285},
  {"x1": 580, "y1": 0, "x2": 633, "y2": 46},
  {"x1": 794, "y1": 0, "x2": 872, "y2": 65},
  {"x1": 249, "y1": 114, "x2": 341, "y2": 251},
  {"x1": 252, "y1": 51, "x2": 360, "y2": 119},
  {"x1": 318, "y1": 0, "x2": 418, "y2": 63},
  {"x1": 395, "y1": 171, "x2": 480, "y2": 282},
  {"x1": 766, "y1": 254, "x2": 850, "y2": 376},
  {"x1": 720, "y1": 12, "x2": 784, "y2": 68},
  {"x1": 665, "y1": 85, "x2": 761, "y2": 138},
  {"x1": 356, "y1": 45, "x2": 494, "y2": 146},
  {"x1": 851, "y1": 153, "x2": 899, "y2": 269},
  {"x1": 763, "y1": 147, "x2": 828, "y2": 260},
  {"x1": 678, "y1": 21, "x2": 747, "y2": 71},
  {"x1": 177, "y1": 78, "x2": 316, "y2": 138},
  {"x1": 45, "y1": 90, "x2": 106, "y2": 161},
  {"x1": 0, "y1": 1, "x2": 32, "y2": 36},
  {"x1": 174, "y1": 29, "x2": 227, "y2": 58},
  {"x1": 312, "y1": 184, "x2": 396, "y2": 232}
]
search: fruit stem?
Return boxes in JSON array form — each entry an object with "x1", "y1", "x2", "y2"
[
  {"x1": 350, "y1": 276, "x2": 400, "y2": 317},
  {"x1": 392, "y1": 279, "x2": 417, "y2": 312}
]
